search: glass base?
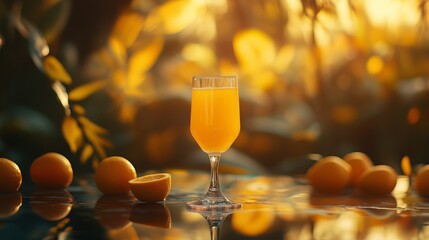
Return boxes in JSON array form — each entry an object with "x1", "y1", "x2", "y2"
[{"x1": 186, "y1": 196, "x2": 242, "y2": 212}]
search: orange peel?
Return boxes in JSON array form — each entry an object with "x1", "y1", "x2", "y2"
[{"x1": 129, "y1": 173, "x2": 171, "y2": 202}]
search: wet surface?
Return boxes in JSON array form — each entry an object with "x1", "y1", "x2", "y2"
[{"x1": 0, "y1": 173, "x2": 428, "y2": 239}]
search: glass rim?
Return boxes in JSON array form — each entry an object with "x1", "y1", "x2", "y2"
[
  {"x1": 192, "y1": 75, "x2": 238, "y2": 88},
  {"x1": 192, "y1": 75, "x2": 238, "y2": 80}
]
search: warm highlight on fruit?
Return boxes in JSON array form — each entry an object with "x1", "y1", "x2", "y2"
[
  {"x1": 306, "y1": 156, "x2": 351, "y2": 194},
  {"x1": 0, "y1": 158, "x2": 22, "y2": 193},
  {"x1": 357, "y1": 165, "x2": 397, "y2": 196},
  {"x1": 95, "y1": 156, "x2": 137, "y2": 195},
  {"x1": 129, "y1": 173, "x2": 171, "y2": 202},
  {"x1": 30, "y1": 153, "x2": 73, "y2": 189},
  {"x1": 414, "y1": 165, "x2": 429, "y2": 197},
  {"x1": 343, "y1": 152, "x2": 373, "y2": 187}
]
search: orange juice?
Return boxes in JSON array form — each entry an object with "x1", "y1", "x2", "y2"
[{"x1": 190, "y1": 87, "x2": 240, "y2": 153}]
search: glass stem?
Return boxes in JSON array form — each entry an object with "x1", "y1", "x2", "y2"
[
  {"x1": 210, "y1": 223, "x2": 221, "y2": 240},
  {"x1": 208, "y1": 154, "x2": 222, "y2": 195}
]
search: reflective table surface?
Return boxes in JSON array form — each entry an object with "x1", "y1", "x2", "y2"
[{"x1": 0, "y1": 172, "x2": 428, "y2": 240}]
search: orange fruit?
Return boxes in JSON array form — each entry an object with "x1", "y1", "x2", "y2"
[
  {"x1": 31, "y1": 189, "x2": 73, "y2": 221},
  {"x1": 30, "y1": 153, "x2": 73, "y2": 189},
  {"x1": 306, "y1": 156, "x2": 351, "y2": 194},
  {"x1": 357, "y1": 165, "x2": 397, "y2": 196},
  {"x1": 0, "y1": 158, "x2": 22, "y2": 192},
  {"x1": 414, "y1": 164, "x2": 429, "y2": 197},
  {"x1": 95, "y1": 156, "x2": 137, "y2": 195},
  {"x1": 129, "y1": 173, "x2": 171, "y2": 202},
  {"x1": 343, "y1": 152, "x2": 373, "y2": 187}
]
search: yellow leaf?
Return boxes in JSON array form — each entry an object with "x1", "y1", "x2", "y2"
[
  {"x1": 79, "y1": 116, "x2": 108, "y2": 134},
  {"x1": 72, "y1": 104, "x2": 86, "y2": 115},
  {"x1": 112, "y1": 11, "x2": 144, "y2": 48},
  {"x1": 43, "y1": 56, "x2": 72, "y2": 84},
  {"x1": 247, "y1": 70, "x2": 277, "y2": 91},
  {"x1": 112, "y1": 69, "x2": 127, "y2": 88},
  {"x1": 274, "y1": 44, "x2": 295, "y2": 73},
  {"x1": 62, "y1": 116, "x2": 83, "y2": 153},
  {"x1": 78, "y1": 116, "x2": 111, "y2": 159},
  {"x1": 182, "y1": 43, "x2": 216, "y2": 68},
  {"x1": 144, "y1": 0, "x2": 199, "y2": 34},
  {"x1": 109, "y1": 37, "x2": 127, "y2": 65},
  {"x1": 80, "y1": 144, "x2": 93, "y2": 164},
  {"x1": 401, "y1": 156, "x2": 412, "y2": 176},
  {"x1": 233, "y1": 29, "x2": 276, "y2": 73},
  {"x1": 68, "y1": 80, "x2": 106, "y2": 101},
  {"x1": 86, "y1": 132, "x2": 108, "y2": 159},
  {"x1": 127, "y1": 37, "x2": 164, "y2": 88}
]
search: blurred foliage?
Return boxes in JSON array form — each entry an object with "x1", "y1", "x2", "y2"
[{"x1": 1, "y1": 0, "x2": 429, "y2": 174}]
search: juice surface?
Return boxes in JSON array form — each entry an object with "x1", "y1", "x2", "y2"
[{"x1": 190, "y1": 87, "x2": 240, "y2": 153}]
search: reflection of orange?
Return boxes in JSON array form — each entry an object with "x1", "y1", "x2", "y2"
[
  {"x1": 231, "y1": 203, "x2": 275, "y2": 237},
  {"x1": 359, "y1": 195, "x2": 397, "y2": 220},
  {"x1": 309, "y1": 193, "x2": 360, "y2": 208},
  {"x1": 309, "y1": 193, "x2": 397, "y2": 221},
  {"x1": 30, "y1": 189, "x2": 73, "y2": 221},
  {"x1": 0, "y1": 158, "x2": 22, "y2": 192},
  {"x1": 94, "y1": 194, "x2": 136, "y2": 230},
  {"x1": 0, "y1": 192, "x2": 22, "y2": 218},
  {"x1": 30, "y1": 153, "x2": 73, "y2": 189},
  {"x1": 95, "y1": 156, "x2": 137, "y2": 195},
  {"x1": 129, "y1": 202, "x2": 171, "y2": 228}
]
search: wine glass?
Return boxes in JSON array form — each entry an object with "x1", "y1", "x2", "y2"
[{"x1": 187, "y1": 76, "x2": 242, "y2": 211}]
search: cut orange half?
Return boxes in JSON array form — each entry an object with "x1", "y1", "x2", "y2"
[{"x1": 129, "y1": 173, "x2": 171, "y2": 202}]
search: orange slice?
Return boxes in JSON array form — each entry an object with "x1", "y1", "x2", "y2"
[{"x1": 129, "y1": 173, "x2": 171, "y2": 202}]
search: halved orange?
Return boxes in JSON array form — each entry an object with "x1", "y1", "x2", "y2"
[{"x1": 129, "y1": 173, "x2": 171, "y2": 202}]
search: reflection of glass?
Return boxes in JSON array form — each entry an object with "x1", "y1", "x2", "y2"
[
  {"x1": 189, "y1": 208, "x2": 237, "y2": 240},
  {"x1": 188, "y1": 76, "x2": 241, "y2": 211}
]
